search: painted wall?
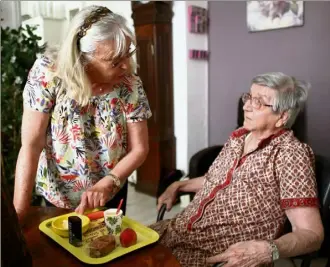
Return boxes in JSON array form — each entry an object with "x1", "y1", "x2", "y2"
[
  {"x1": 209, "y1": 1, "x2": 330, "y2": 159},
  {"x1": 172, "y1": 1, "x2": 209, "y2": 173},
  {"x1": 172, "y1": 1, "x2": 188, "y2": 173},
  {"x1": 186, "y1": 1, "x2": 209, "y2": 169}
]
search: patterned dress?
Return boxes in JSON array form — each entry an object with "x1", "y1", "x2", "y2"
[
  {"x1": 150, "y1": 128, "x2": 319, "y2": 267},
  {"x1": 23, "y1": 56, "x2": 152, "y2": 208}
]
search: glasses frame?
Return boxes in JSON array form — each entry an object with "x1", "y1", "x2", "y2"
[
  {"x1": 241, "y1": 93, "x2": 273, "y2": 110},
  {"x1": 111, "y1": 47, "x2": 137, "y2": 68}
]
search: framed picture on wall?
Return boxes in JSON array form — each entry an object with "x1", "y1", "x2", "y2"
[
  {"x1": 247, "y1": 1, "x2": 304, "y2": 32},
  {"x1": 188, "y1": 5, "x2": 208, "y2": 33}
]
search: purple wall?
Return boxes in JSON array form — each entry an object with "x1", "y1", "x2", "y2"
[{"x1": 209, "y1": 1, "x2": 330, "y2": 159}]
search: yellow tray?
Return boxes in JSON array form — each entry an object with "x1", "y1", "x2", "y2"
[{"x1": 39, "y1": 212, "x2": 160, "y2": 264}]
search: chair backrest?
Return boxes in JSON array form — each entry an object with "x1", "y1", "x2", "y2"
[
  {"x1": 189, "y1": 145, "x2": 223, "y2": 178},
  {"x1": 314, "y1": 155, "x2": 330, "y2": 257},
  {"x1": 187, "y1": 145, "x2": 223, "y2": 201},
  {"x1": 282, "y1": 155, "x2": 330, "y2": 257}
]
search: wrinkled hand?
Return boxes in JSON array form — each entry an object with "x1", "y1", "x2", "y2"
[
  {"x1": 206, "y1": 241, "x2": 272, "y2": 267},
  {"x1": 75, "y1": 178, "x2": 115, "y2": 214},
  {"x1": 157, "y1": 181, "x2": 180, "y2": 211}
]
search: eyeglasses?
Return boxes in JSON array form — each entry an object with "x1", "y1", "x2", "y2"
[
  {"x1": 111, "y1": 47, "x2": 137, "y2": 68},
  {"x1": 241, "y1": 93, "x2": 273, "y2": 110}
]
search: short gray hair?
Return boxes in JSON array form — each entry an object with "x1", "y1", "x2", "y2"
[{"x1": 252, "y1": 72, "x2": 310, "y2": 128}]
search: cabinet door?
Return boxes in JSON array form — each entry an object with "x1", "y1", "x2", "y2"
[
  {"x1": 135, "y1": 25, "x2": 158, "y2": 138},
  {"x1": 135, "y1": 25, "x2": 161, "y2": 195},
  {"x1": 133, "y1": 5, "x2": 176, "y2": 196}
]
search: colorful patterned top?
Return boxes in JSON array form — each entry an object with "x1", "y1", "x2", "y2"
[
  {"x1": 150, "y1": 128, "x2": 319, "y2": 267},
  {"x1": 23, "y1": 56, "x2": 152, "y2": 208}
]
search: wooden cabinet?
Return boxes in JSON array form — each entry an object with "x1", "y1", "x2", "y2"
[{"x1": 132, "y1": 1, "x2": 176, "y2": 196}]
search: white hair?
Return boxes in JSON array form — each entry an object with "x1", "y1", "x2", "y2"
[
  {"x1": 49, "y1": 5, "x2": 136, "y2": 106},
  {"x1": 252, "y1": 72, "x2": 310, "y2": 128}
]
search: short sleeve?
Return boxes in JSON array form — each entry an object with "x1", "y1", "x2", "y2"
[
  {"x1": 119, "y1": 75, "x2": 152, "y2": 123},
  {"x1": 276, "y1": 143, "x2": 319, "y2": 209},
  {"x1": 23, "y1": 56, "x2": 57, "y2": 113}
]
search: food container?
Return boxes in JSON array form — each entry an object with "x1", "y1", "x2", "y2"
[{"x1": 51, "y1": 213, "x2": 90, "y2": 237}]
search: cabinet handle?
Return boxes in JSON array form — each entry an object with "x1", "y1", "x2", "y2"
[{"x1": 150, "y1": 43, "x2": 154, "y2": 55}]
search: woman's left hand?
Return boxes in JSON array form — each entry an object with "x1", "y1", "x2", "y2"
[
  {"x1": 206, "y1": 240, "x2": 272, "y2": 267},
  {"x1": 75, "y1": 177, "x2": 115, "y2": 214}
]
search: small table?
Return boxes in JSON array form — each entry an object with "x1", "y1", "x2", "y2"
[{"x1": 23, "y1": 207, "x2": 181, "y2": 267}]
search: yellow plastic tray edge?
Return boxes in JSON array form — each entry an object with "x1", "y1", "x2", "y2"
[{"x1": 39, "y1": 213, "x2": 160, "y2": 265}]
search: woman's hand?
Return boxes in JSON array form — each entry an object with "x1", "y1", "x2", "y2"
[
  {"x1": 157, "y1": 181, "x2": 181, "y2": 212},
  {"x1": 206, "y1": 241, "x2": 272, "y2": 267},
  {"x1": 75, "y1": 177, "x2": 116, "y2": 214}
]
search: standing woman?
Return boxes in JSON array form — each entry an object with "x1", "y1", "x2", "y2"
[{"x1": 14, "y1": 6, "x2": 151, "y2": 222}]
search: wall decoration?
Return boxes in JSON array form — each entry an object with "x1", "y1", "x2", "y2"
[
  {"x1": 247, "y1": 1, "x2": 304, "y2": 32},
  {"x1": 189, "y1": 49, "x2": 209, "y2": 60},
  {"x1": 188, "y1": 5, "x2": 208, "y2": 33}
]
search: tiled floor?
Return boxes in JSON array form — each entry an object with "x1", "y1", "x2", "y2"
[
  {"x1": 126, "y1": 183, "x2": 328, "y2": 267},
  {"x1": 126, "y1": 182, "x2": 184, "y2": 226}
]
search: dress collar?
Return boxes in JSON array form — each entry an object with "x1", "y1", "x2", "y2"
[{"x1": 230, "y1": 127, "x2": 290, "y2": 152}]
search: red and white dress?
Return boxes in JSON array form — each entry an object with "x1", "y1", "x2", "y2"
[{"x1": 150, "y1": 128, "x2": 319, "y2": 267}]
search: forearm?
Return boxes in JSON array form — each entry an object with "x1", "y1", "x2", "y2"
[
  {"x1": 14, "y1": 146, "x2": 41, "y2": 212},
  {"x1": 233, "y1": 229, "x2": 324, "y2": 266},
  {"x1": 107, "y1": 148, "x2": 148, "y2": 184},
  {"x1": 274, "y1": 229, "x2": 324, "y2": 258},
  {"x1": 178, "y1": 177, "x2": 204, "y2": 193}
]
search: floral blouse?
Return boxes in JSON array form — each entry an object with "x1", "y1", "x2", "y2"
[{"x1": 23, "y1": 56, "x2": 152, "y2": 208}]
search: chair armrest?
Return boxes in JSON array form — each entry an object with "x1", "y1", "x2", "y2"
[
  {"x1": 157, "y1": 204, "x2": 167, "y2": 222},
  {"x1": 156, "y1": 146, "x2": 224, "y2": 222}
]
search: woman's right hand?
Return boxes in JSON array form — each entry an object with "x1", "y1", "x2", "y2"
[
  {"x1": 75, "y1": 177, "x2": 115, "y2": 214},
  {"x1": 157, "y1": 181, "x2": 181, "y2": 212}
]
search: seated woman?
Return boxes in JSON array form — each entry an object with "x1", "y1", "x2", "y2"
[{"x1": 152, "y1": 72, "x2": 324, "y2": 267}]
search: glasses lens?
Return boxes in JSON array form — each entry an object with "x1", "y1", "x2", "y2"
[
  {"x1": 252, "y1": 98, "x2": 261, "y2": 109},
  {"x1": 128, "y1": 47, "x2": 136, "y2": 58},
  {"x1": 242, "y1": 93, "x2": 249, "y2": 103},
  {"x1": 128, "y1": 43, "x2": 136, "y2": 55}
]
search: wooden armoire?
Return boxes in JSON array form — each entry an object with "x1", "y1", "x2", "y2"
[{"x1": 131, "y1": 1, "x2": 176, "y2": 196}]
